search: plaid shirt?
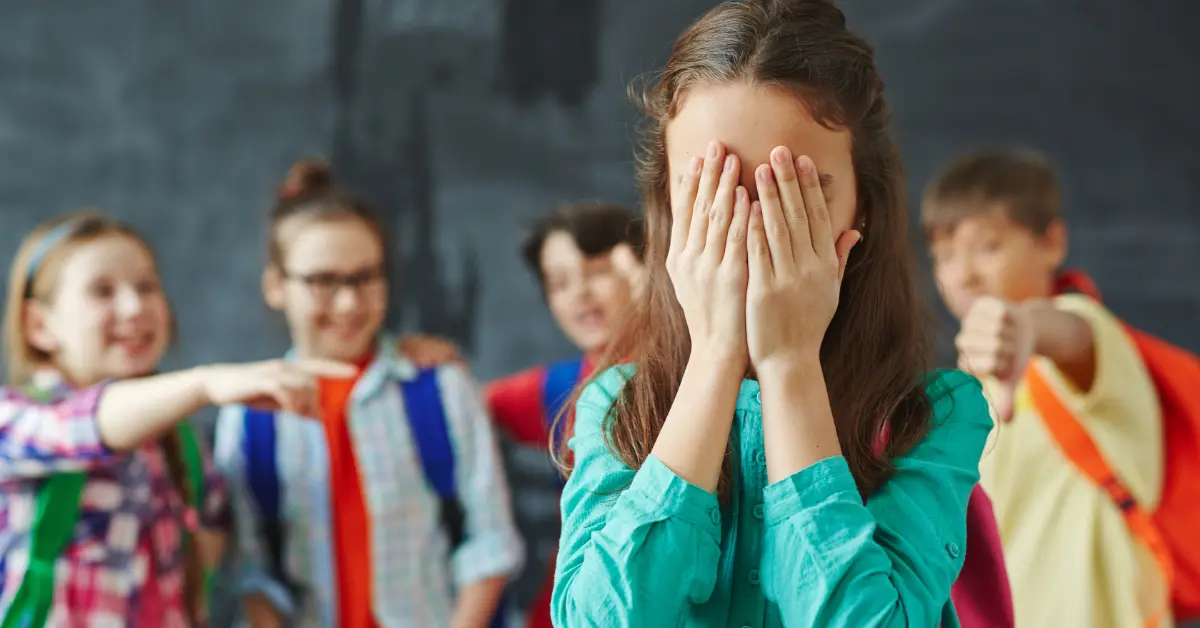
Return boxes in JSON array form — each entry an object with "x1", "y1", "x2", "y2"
[
  {"x1": 214, "y1": 338, "x2": 524, "y2": 627},
  {"x1": 0, "y1": 370, "x2": 228, "y2": 627}
]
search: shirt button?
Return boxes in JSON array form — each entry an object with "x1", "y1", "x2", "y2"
[
  {"x1": 710, "y1": 507, "x2": 721, "y2": 525},
  {"x1": 755, "y1": 391, "x2": 761, "y2": 403},
  {"x1": 754, "y1": 451, "x2": 766, "y2": 466},
  {"x1": 946, "y1": 542, "x2": 961, "y2": 558},
  {"x1": 749, "y1": 569, "x2": 760, "y2": 585},
  {"x1": 752, "y1": 504, "x2": 764, "y2": 519}
]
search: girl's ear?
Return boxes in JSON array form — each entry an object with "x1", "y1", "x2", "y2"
[
  {"x1": 23, "y1": 300, "x2": 59, "y2": 355},
  {"x1": 262, "y1": 266, "x2": 286, "y2": 311}
]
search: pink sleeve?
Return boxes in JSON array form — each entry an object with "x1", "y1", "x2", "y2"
[{"x1": 0, "y1": 383, "x2": 117, "y2": 480}]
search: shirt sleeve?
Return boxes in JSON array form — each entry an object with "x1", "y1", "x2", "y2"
[
  {"x1": 438, "y1": 365, "x2": 526, "y2": 586},
  {"x1": 484, "y1": 366, "x2": 551, "y2": 446},
  {"x1": 0, "y1": 383, "x2": 118, "y2": 480},
  {"x1": 760, "y1": 370, "x2": 993, "y2": 627},
  {"x1": 552, "y1": 366, "x2": 723, "y2": 627},
  {"x1": 212, "y1": 404, "x2": 298, "y2": 619},
  {"x1": 1037, "y1": 294, "x2": 1162, "y2": 506}
]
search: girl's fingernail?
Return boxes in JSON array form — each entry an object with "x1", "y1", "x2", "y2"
[
  {"x1": 724, "y1": 154, "x2": 735, "y2": 172},
  {"x1": 797, "y1": 156, "x2": 814, "y2": 173},
  {"x1": 689, "y1": 157, "x2": 702, "y2": 174}
]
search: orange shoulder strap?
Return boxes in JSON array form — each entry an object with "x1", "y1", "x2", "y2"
[{"x1": 1026, "y1": 365, "x2": 1172, "y2": 623}]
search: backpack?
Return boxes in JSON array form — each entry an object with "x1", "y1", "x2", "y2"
[
  {"x1": 241, "y1": 367, "x2": 510, "y2": 627},
  {"x1": 1026, "y1": 269, "x2": 1200, "y2": 620},
  {"x1": 0, "y1": 419, "x2": 209, "y2": 628},
  {"x1": 950, "y1": 487, "x2": 1014, "y2": 628},
  {"x1": 542, "y1": 357, "x2": 584, "y2": 463}
]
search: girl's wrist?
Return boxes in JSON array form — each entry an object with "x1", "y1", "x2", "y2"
[
  {"x1": 188, "y1": 364, "x2": 221, "y2": 407},
  {"x1": 755, "y1": 351, "x2": 823, "y2": 383},
  {"x1": 688, "y1": 344, "x2": 748, "y2": 379}
]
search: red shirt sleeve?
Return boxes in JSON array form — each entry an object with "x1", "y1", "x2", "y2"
[{"x1": 484, "y1": 366, "x2": 550, "y2": 446}]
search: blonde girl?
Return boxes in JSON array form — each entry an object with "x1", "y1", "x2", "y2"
[{"x1": 0, "y1": 211, "x2": 351, "y2": 626}]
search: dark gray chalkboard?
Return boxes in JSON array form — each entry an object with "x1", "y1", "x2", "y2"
[
  {"x1": 841, "y1": 0, "x2": 1200, "y2": 364},
  {"x1": 1, "y1": 0, "x2": 1196, "y2": 624}
]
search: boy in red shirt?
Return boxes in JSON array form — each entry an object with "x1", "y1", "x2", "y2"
[{"x1": 403, "y1": 202, "x2": 644, "y2": 628}]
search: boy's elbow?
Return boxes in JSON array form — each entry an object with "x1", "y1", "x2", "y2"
[{"x1": 1059, "y1": 342, "x2": 1098, "y2": 393}]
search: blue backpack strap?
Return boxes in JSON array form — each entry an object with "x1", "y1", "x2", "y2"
[
  {"x1": 399, "y1": 367, "x2": 510, "y2": 628},
  {"x1": 399, "y1": 368, "x2": 465, "y2": 547},
  {"x1": 542, "y1": 357, "x2": 584, "y2": 445},
  {"x1": 399, "y1": 368, "x2": 457, "y2": 498},
  {"x1": 242, "y1": 407, "x2": 281, "y2": 522},
  {"x1": 241, "y1": 407, "x2": 295, "y2": 591}
]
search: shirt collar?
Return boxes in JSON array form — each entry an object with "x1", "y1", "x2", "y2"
[
  {"x1": 26, "y1": 368, "x2": 76, "y2": 400},
  {"x1": 283, "y1": 334, "x2": 419, "y2": 401}
]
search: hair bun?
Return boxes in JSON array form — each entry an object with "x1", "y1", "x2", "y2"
[{"x1": 278, "y1": 158, "x2": 334, "y2": 201}]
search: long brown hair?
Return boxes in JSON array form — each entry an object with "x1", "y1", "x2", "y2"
[
  {"x1": 558, "y1": 0, "x2": 934, "y2": 498},
  {"x1": 2, "y1": 210, "x2": 204, "y2": 621}
]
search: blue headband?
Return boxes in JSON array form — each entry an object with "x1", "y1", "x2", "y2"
[{"x1": 23, "y1": 222, "x2": 78, "y2": 298}]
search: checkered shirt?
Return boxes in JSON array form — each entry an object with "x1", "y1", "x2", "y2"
[{"x1": 0, "y1": 370, "x2": 229, "y2": 627}]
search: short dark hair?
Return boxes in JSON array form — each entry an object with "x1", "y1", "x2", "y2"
[
  {"x1": 922, "y1": 148, "x2": 1062, "y2": 238},
  {"x1": 521, "y1": 202, "x2": 644, "y2": 289}
]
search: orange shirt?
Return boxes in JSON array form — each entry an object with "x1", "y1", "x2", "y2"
[{"x1": 319, "y1": 356, "x2": 377, "y2": 628}]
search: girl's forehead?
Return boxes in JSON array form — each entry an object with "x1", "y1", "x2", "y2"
[
  {"x1": 55, "y1": 235, "x2": 158, "y2": 281},
  {"x1": 539, "y1": 231, "x2": 587, "y2": 269},
  {"x1": 664, "y1": 82, "x2": 853, "y2": 185},
  {"x1": 280, "y1": 216, "x2": 384, "y2": 272}
]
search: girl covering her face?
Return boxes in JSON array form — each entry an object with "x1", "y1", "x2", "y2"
[
  {"x1": 550, "y1": 1, "x2": 993, "y2": 626},
  {"x1": 0, "y1": 211, "x2": 352, "y2": 626}
]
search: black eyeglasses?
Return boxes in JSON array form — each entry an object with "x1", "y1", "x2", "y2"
[{"x1": 282, "y1": 266, "x2": 385, "y2": 302}]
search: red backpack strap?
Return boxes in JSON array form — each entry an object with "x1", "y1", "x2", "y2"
[{"x1": 1025, "y1": 365, "x2": 1172, "y2": 626}]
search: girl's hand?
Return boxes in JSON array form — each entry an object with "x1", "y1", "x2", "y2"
[
  {"x1": 398, "y1": 334, "x2": 463, "y2": 368},
  {"x1": 666, "y1": 141, "x2": 752, "y2": 363},
  {"x1": 200, "y1": 359, "x2": 356, "y2": 417},
  {"x1": 746, "y1": 148, "x2": 860, "y2": 371}
]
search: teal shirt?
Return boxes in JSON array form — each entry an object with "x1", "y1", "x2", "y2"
[{"x1": 552, "y1": 367, "x2": 992, "y2": 627}]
